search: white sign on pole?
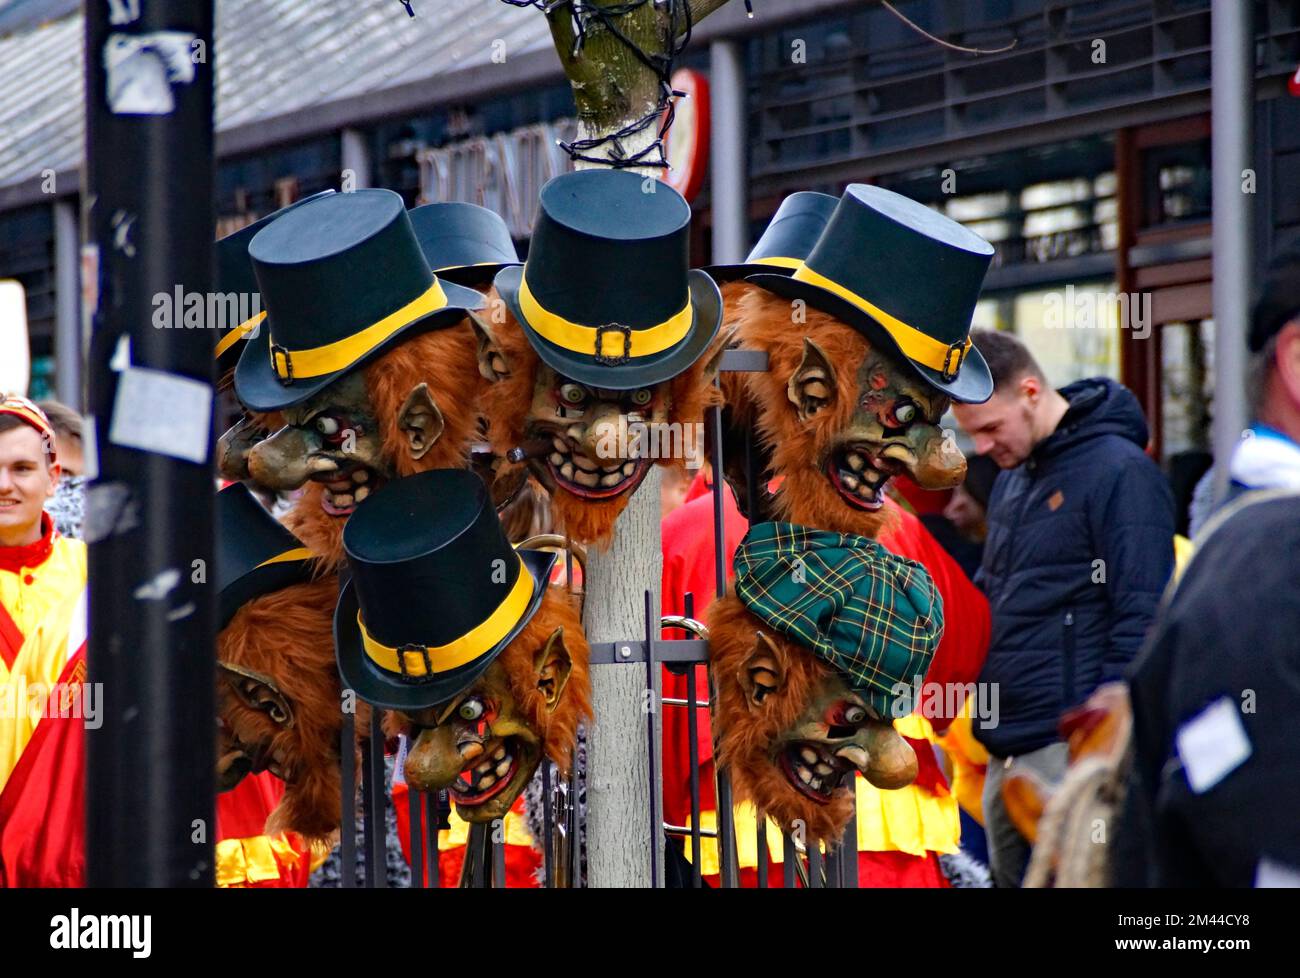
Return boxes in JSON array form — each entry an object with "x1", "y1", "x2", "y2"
[{"x1": 0, "y1": 280, "x2": 31, "y2": 395}]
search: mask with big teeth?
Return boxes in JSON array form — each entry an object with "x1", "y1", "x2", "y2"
[
  {"x1": 708, "y1": 595, "x2": 919, "y2": 844},
  {"x1": 470, "y1": 295, "x2": 727, "y2": 546},
  {"x1": 397, "y1": 589, "x2": 591, "y2": 823},
  {"x1": 215, "y1": 575, "x2": 366, "y2": 840},
  {"x1": 241, "y1": 324, "x2": 485, "y2": 569},
  {"x1": 725, "y1": 285, "x2": 967, "y2": 537}
]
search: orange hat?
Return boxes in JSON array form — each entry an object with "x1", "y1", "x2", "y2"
[{"x1": 0, "y1": 394, "x2": 56, "y2": 458}]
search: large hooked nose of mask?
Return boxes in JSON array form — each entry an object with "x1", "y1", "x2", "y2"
[
  {"x1": 886, "y1": 422, "x2": 966, "y2": 490},
  {"x1": 834, "y1": 720, "x2": 918, "y2": 790},
  {"x1": 404, "y1": 719, "x2": 488, "y2": 792},
  {"x1": 577, "y1": 401, "x2": 627, "y2": 462}
]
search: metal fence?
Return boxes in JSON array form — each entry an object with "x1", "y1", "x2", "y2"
[{"x1": 336, "y1": 348, "x2": 870, "y2": 888}]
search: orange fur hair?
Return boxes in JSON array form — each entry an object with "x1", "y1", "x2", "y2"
[
  {"x1": 725, "y1": 283, "x2": 897, "y2": 539},
  {"x1": 477, "y1": 287, "x2": 723, "y2": 547},
  {"x1": 497, "y1": 587, "x2": 592, "y2": 773},
  {"x1": 218, "y1": 575, "x2": 368, "y2": 840},
  {"x1": 707, "y1": 593, "x2": 856, "y2": 843},
  {"x1": 285, "y1": 323, "x2": 485, "y2": 569}
]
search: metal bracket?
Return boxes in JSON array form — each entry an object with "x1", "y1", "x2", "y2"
[
  {"x1": 589, "y1": 638, "x2": 710, "y2": 665},
  {"x1": 719, "y1": 348, "x2": 769, "y2": 372}
]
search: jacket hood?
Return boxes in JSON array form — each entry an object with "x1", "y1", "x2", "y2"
[{"x1": 1035, "y1": 377, "x2": 1150, "y2": 462}]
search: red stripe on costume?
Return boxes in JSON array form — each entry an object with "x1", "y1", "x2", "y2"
[
  {"x1": 0, "y1": 644, "x2": 87, "y2": 887},
  {"x1": 0, "y1": 601, "x2": 23, "y2": 671}
]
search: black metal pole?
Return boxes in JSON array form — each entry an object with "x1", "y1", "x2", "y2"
[
  {"x1": 340, "y1": 708, "x2": 357, "y2": 888},
  {"x1": 683, "y1": 592, "x2": 702, "y2": 888},
  {"x1": 408, "y1": 786, "x2": 424, "y2": 888},
  {"x1": 84, "y1": 0, "x2": 216, "y2": 887},
  {"x1": 425, "y1": 791, "x2": 441, "y2": 888},
  {"x1": 643, "y1": 589, "x2": 660, "y2": 888},
  {"x1": 706, "y1": 399, "x2": 740, "y2": 888}
]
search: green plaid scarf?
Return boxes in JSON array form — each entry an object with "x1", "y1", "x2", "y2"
[{"x1": 733, "y1": 522, "x2": 942, "y2": 717}]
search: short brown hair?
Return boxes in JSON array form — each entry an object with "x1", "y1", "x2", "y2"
[
  {"x1": 970, "y1": 329, "x2": 1045, "y2": 391},
  {"x1": 36, "y1": 400, "x2": 84, "y2": 442}
]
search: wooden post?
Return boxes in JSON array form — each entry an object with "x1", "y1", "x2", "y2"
[{"x1": 525, "y1": 0, "x2": 734, "y2": 889}]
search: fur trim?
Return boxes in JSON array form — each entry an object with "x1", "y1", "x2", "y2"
[
  {"x1": 218, "y1": 576, "x2": 359, "y2": 840},
  {"x1": 495, "y1": 588, "x2": 592, "y2": 774},
  {"x1": 707, "y1": 594, "x2": 855, "y2": 843}
]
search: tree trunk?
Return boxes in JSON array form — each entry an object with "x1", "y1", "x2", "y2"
[
  {"x1": 582, "y1": 466, "x2": 663, "y2": 888},
  {"x1": 539, "y1": 0, "x2": 733, "y2": 889}
]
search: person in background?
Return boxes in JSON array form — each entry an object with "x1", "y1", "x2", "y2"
[
  {"x1": 1224, "y1": 237, "x2": 1300, "y2": 500},
  {"x1": 951, "y1": 330, "x2": 1174, "y2": 887},
  {"x1": 1118, "y1": 239, "x2": 1300, "y2": 887},
  {"x1": 0, "y1": 395, "x2": 88, "y2": 886},
  {"x1": 36, "y1": 401, "x2": 86, "y2": 540}
]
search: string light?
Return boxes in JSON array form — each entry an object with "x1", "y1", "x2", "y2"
[{"x1": 497, "y1": 0, "x2": 703, "y2": 169}]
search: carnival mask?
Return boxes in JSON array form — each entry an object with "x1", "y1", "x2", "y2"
[
  {"x1": 472, "y1": 301, "x2": 726, "y2": 545},
  {"x1": 709, "y1": 596, "x2": 919, "y2": 843},
  {"x1": 216, "y1": 575, "x2": 354, "y2": 839},
  {"x1": 725, "y1": 288, "x2": 965, "y2": 535},
  {"x1": 396, "y1": 594, "x2": 590, "y2": 823}
]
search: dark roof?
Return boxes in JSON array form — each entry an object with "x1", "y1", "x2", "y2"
[{"x1": 0, "y1": 0, "x2": 555, "y2": 194}]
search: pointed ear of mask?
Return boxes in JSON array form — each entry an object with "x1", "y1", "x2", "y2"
[
  {"x1": 468, "y1": 309, "x2": 511, "y2": 382},
  {"x1": 398, "y1": 382, "x2": 445, "y2": 461},
  {"x1": 534, "y1": 627, "x2": 574, "y2": 710},
  {"x1": 788, "y1": 337, "x2": 836, "y2": 421},
  {"x1": 218, "y1": 661, "x2": 295, "y2": 729},
  {"x1": 739, "y1": 630, "x2": 788, "y2": 711}
]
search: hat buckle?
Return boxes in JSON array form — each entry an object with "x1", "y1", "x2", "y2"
[
  {"x1": 396, "y1": 642, "x2": 434, "y2": 684},
  {"x1": 941, "y1": 341, "x2": 965, "y2": 383},
  {"x1": 593, "y1": 322, "x2": 633, "y2": 366},
  {"x1": 269, "y1": 342, "x2": 295, "y2": 385}
]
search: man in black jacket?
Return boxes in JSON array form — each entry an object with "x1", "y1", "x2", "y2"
[{"x1": 952, "y1": 330, "x2": 1175, "y2": 887}]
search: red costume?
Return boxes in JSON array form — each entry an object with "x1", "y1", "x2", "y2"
[{"x1": 660, "y1": 473, "x2": 990, "y2": 885}]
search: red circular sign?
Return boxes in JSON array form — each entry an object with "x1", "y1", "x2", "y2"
[{"x1": 660, "y1": 68, "x2": 710, "y2": 204}]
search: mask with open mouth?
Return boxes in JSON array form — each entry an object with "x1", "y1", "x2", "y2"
[
  {"x1": 723, "y1": 286, "x2": 966, "y2": 537},
  {"x1": 708, "y1": 596, "x2": 920, "y2": 844},
  {"x1": 216, "y1": 575, "x2": 363, "y2": 840},
  {"x1": 395, "y1": 589, "x2": 591, "y2": 823},
  {"x1": 470, "y1": 297, "x2": 727, "y2": 546},
  {"x1": 231, "y1": 324, "x2": 484, "y2": 569}
]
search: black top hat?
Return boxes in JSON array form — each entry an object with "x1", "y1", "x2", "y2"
[
  {"x1": 494, "y1": 169, "x2": 722, "y2": 390},
  {"x1": 216, "y1": 483, "x2": 316, "y2": 629},
  {"x1": 409, "y1": 202, "x2": 520, "y2": 287},
  {"x1": 749, "y1": 185, "x2": 995, "y2": 403},
  {"x1": 213, "y1": 191, "x2": 336, "y2": 377},
  {"x1": 233, "y1": 189, "x2": 486, "y2": 412},
  {"x1": 334, "y1": 469, "x2": 557, "y2": 711},
  {"x1": 703, "y1": 191, "x2": 838, "y2": 282}
]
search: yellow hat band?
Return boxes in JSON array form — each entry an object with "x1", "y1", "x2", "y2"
[
  {"x1": 791, "y1": 263, "x2": 971, "y2": 381},
  {"x1": 253, "y1": 546, "x2": 314, "y2": 570},
  {"x1": 268, "y1": 279, "x2": 450, "y2": 383},
  {"x1": 358, "y1": 555, "x2": 535, "y2": 681},
  {"x1": 215, "y1": 311, "x2": 266, "y2": 361},
  {"x1": 518, "y1": 272, "x2": 691, "y2": 366}
]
